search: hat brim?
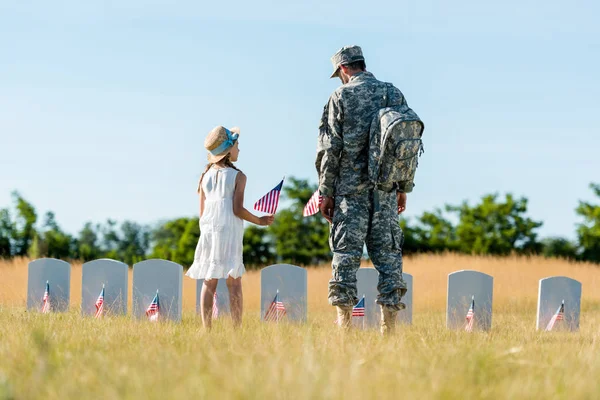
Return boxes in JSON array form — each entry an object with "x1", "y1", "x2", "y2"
[
  {"x1": 330, "y1": 67, "x2": 340, "y2": 79},
  {"x1": 207, "y1": 127, "x2": 240, "y2": 163}
]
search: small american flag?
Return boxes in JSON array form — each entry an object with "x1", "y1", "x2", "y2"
[
  {"x1": 264, "y1": 291, "x2": 286, "y2": 322},
  {"x1": 146, "y1": 290, "x2": 160, "y2": 322},
  {"x1": 94, "y1": 285, "x2": 105, "y2": 319},
  {"x1": 465, "y1": 295, "x2": 475, "y2": 332},
  {"x1": 212, "y1": 291, "x2": 219, "y2": 319},
  {"x1": 545, "y1": 300, "x2": 565, "y2": 331},
  {"x1": 353, "y1": 296, "x2": 365, "y2": 317},
  {"x1": 254, "y1": 179, "x2": 284, "y2": 214},
  {"x1": 303, "y1": 190, "x2": 323, "y2": 217},
  {"x1": 41, "y1": 281, "x2": 50, "y2": 313}
]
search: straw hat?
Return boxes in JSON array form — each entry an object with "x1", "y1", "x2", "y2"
[{"x1": 204, "y1": 126, "x2": 240, "y2": 163}]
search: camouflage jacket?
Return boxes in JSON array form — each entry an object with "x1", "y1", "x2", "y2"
[{"x1": 316, "y1": 71, "x2": 412, "y2": 197}]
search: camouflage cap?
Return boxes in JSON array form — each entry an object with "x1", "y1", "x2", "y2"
[{"x1": 329, "y1": 45, "x2": 365, "y2": 78}]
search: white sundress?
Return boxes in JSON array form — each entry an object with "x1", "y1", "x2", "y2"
[{"x1": 186, "y1": 167, "x2": 245, "y2": 280}]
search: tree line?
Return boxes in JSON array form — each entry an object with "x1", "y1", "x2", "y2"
[{"x1": 1, "y1": 179, "x2": 599, "y2": 267}]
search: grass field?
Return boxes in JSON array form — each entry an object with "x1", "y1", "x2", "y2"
[{"x1": 1, "y1": 254, "x2": 600, "y2": 399}]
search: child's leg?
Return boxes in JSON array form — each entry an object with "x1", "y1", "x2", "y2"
[
  {"x1": 201, "y1": 279, "x2": 218, "y2": 329},
  {"x1": 226, "y1": 276, "x2": 243, "y2": 327}
]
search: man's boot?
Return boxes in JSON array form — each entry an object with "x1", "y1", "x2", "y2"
[
  {"x1": 336, "y1": 306, "x2": 353, "y2": 330},
  {"x1": 380, "y1": 305, "x2": 399, "y2": 336}
]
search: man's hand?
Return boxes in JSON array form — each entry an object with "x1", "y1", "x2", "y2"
[
  {"x1": 397, "y1": 192, "x2": 407, "y2": 214},
  {"x1": 320, "y1": 196, "x2": 335, "y2": 223}
]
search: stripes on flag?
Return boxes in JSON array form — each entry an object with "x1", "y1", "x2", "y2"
[
  {"x1": 41, "y1": 281, "x2": 50, "y2": 313},
  {"x1": 254, "y1": 179, "x2": 284, "y2": 215},
  {"x1": 146, "y1": 290, "x2": 160, "y2": 322},
  {"x1": 212, "y1": 291, "x2": 219, "y2": 319},
  {"x1": 352, "y1": 297, "x2": 365, "y2": 317},
  {"x1": 94, "y1": 285, "x2": 105, "y2": 319},
  {"x1": 545, "y1": 300, "x2": 565, "y2": 331},
  {"x1": 303, "y1": 190, "x2": 323, "y2": 217},
  {"x1": 465, "y1": 295, "x2": 475, "y2": 332},
  {"x1": 264, "y1": 291, "x2": 286, "y2": 322}
]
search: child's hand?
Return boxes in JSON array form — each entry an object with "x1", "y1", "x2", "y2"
[{"x1": 259, "y1": 215, "x2": 275, "y2": 226}]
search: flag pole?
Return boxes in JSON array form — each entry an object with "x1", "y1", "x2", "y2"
[
  {"x1": 276, "y1": 289, "x2": 279, "y2": 324},
  {"x1": 362, "y1": 295, "x2": 365, "y2": 331}
]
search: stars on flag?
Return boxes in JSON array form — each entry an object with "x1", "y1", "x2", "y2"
[
  {"x1": 146, "y1": 290, "x2": 160, "y2": 322},
  {"x1": 264, "y1": 290, "x2": 286, "y2": 322},
  {"x1": 545, "y1": 300, "x2": 565, "y2": 331},
  {"x1": 353, "y1": 296, "x2": 365, "y2": 317},
  {"x1": 94, "y1": 285, "x2": 105, "y2": 319},
  {"x1": 41, "y1": 281, "x2": 50, "y2": 313}
]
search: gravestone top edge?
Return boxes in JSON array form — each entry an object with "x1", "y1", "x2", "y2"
[
  {"x1": 133, "y1": 259, "x2": 184, "y2": 270},
  {"x1": 448, "y1": 270, "x2": 493, "y2": 279},
  {"x1": 261, "y1": 264, "x2": 305, "y2": 272},
  {"x1": 29, "y1": 258, "x2": 71, "y2": 267},
  {"x1": 82, "y1": 259, "x2": 129, "y2": 267},
  {"x1": 539, "y1": 276, "x2": 582, "y2": 285}
]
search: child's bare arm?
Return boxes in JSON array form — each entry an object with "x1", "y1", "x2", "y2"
[
  {"x1": 233, "y1": 173, "x2": 274, "y2": 226},
  {"x1": 199, "y1": 188, "x2": 206, "y2": 217}
]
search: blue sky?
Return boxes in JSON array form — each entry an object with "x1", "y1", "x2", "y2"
[{"x1": 1, "y1": 0, "x2": 599, "y2": 239}]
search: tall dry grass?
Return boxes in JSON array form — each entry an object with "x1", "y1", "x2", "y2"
[{"x1": 1, "y1": 254, "x2": 600, "y2": 400}]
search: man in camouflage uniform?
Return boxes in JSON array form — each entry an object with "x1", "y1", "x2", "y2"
[{"x1": 316, "y1": 45, "x2": 412, "y2": 335}]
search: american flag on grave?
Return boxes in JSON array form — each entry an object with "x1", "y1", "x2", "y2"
[
  {"x1": 254, "y1": 179, "x2": 284, "y2": 215},
  {"x1": 303, "y1": 190, "x2": 323, "y2": 217},
  {"x1": 545, "y1": 300, "x2": 565, "y2": 331},
  {"x1": 146, "y1": 290, "x2": 160, "y2": 322},
  {"x1": 94, "y1": 285, "x2": 105, "y2": 318},
  {"x1": 41, "y1": 281, "x2": 51, "y2": 313},
  {"x1": 465, "y1": 295, "x2": 475, "y2": 332},
  {"x1": 264, "y1": 291, "x2": 286, "y2": 322},
  {"x1": 353, "y1": 296, "x2": 365, "y2": 317},
  {"x1": 212, "y1": 291, "x2": 219, "y2": 319}
]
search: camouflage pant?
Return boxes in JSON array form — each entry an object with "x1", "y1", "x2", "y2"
[{"x1": 328, "y1": 190, "x2": 407, "y2": 310}]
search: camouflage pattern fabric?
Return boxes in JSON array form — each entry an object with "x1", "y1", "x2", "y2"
[
  {"x1": 316, "y1": 69, "x2": 410, "y2": 310},
  {"x1": 327, "y1": 190, "x2": 407, "y2": 310}
]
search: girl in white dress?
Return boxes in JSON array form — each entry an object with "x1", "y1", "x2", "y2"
[{"x1": 186, "y1": 126, "x2": 274, "y2": 329}]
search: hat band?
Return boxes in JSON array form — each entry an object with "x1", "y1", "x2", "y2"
[{"x1": 209, "y1": 128, "x2": 239, "y2": 156}]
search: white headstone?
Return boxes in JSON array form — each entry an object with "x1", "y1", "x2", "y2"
[
  {"x1": 81, "y1": 259, "x2": 128, "y2": 316},
  {"x1": 447, "y1": 270, "x2": 493, "y2": 331},
  {"x1": 27, "y1": 258, "x2": 71, "y2": 312},
  {"x1": 261, "y1": 264, "x2": 307, "y2": 322},
  {"x1": 355, "y1": 268, "x2": 378, "y2": 328},
  {"x1": 536, "y1": 276, "x2": 582, "y2": 331},
  {"x1": 132, "y1": 259, "x2": 183, "y2": 321},
  {"x1": 196, "y1": 279, "x2": 230, "y2": 315},
  {"x1": 355, "y1": 268, "x2": 413, "y2": 329}
]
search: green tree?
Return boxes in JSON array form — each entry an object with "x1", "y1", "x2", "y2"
[
  {"x1": 243, "y1": 225, "x2": 275, "y2": 268},
  {"x1": 11, "y1": 191, "x2": 37, "y2": 256},
  {"x1": 417, "y1": 209, "x2": 459, "y2": 252},
  {"x1": 118, "y1": 221, "x2": 150, "y2": 265},
  {"x1": 76, "y1": 222, "x2": 102, "y2": 261},
  {"x1": 449, "y1": 194, "x2": 542, "y2": 255},
  {"x1": 99, "y1": 219, "x2": 150, "y2": 265},
  {"x1": 0, "y1": 209, "x2": 13, "y2": 257},
  {"x1": 267, "y1": 177, "x2": 330, "y2": 265},
  {"x1": 541, "y1": 237, "x2": 578, "y2": 260},
  {"x1": 150, "y1": 217, "x2": 199, "y2": 266},
  {"x1": 39, "y1": 212, "x2": 75, "y2": 259},
  {"x1": 175, "y1": 218, "x2": 200, "y2": 266},
  {"x1": 576, "y1": 183, "x2": 600, "y2": 263}
]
